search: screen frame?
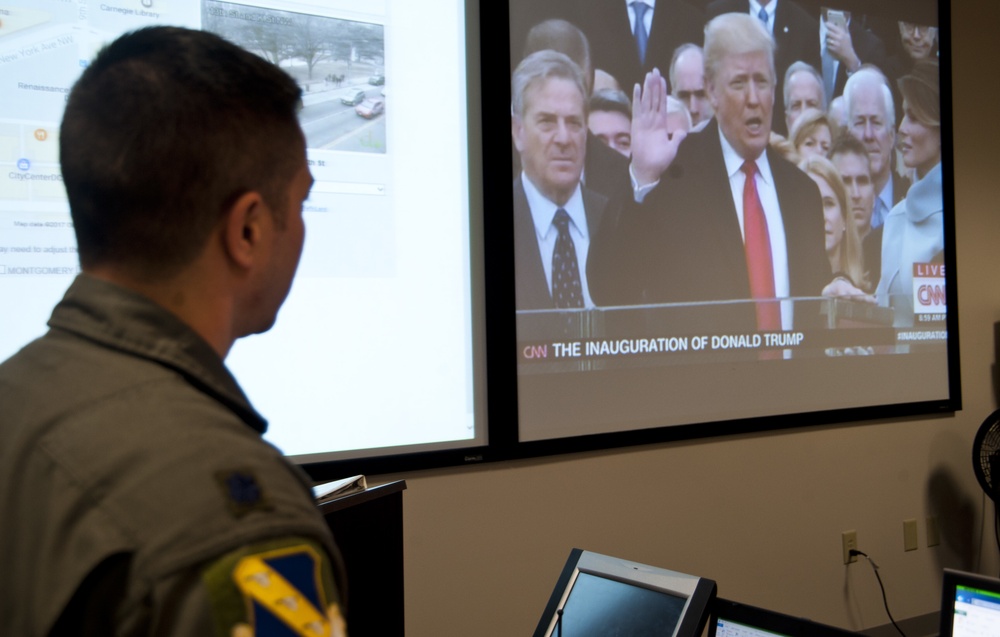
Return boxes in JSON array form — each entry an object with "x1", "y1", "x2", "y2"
[
  {"x1": 708, "y1": 598, "x2": 860, "y2": 637},
  {"x1": 939, "y1": 569, "x2": 1000, "y2": 637},
  {"x1": 302, "y1": 0, "x2": 960, "y2": 482},
  {"x1": 532, "y1": 548, "x2": 717, "y2": 637}
]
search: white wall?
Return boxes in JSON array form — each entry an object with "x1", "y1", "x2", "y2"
[{"x1": 382, "y1": 2, "x2": 1000, "y2": 634}]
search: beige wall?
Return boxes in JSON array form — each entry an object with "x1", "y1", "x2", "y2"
[{"x1": 382, "y1": 3, "x2": 1000, "y2": 634}]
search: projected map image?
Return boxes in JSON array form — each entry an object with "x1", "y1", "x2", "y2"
[
  {"x1": 0, "y1": 0, "x2": 480, "y2": 467},
  {"x1": 0, "y1": 0, "x2": 198, "y2": 299},
  {"x1": 0, "y1": 1, "x2": 199, "y2": 210},
  {"x1": 0, "y1": 124, "x2": 62, "y2": 204},
  {"x1": 0, "y1": 1, "x2": 394, "y2": 282}
]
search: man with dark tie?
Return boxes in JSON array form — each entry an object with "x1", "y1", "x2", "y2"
[
  {"x1": 519, "y1": 18, "x2": 631, "y2": 202},
  {"x1": 512, "y1": 50, "x2": 608, "y2": 310},
  {"x1": 575, "y1": 0, "x2": 704, "y2": 94},
  {"x1": 590, "y1": 13, "x2": 864, "y2": 330}
]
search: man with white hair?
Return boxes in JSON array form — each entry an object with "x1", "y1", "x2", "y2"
[
  {"x1": 517, "y1": 18, "x2": 631, "y2": 203},
  {"x1": 669, "y1": 43, "x2": 713, "y2": 132},
  {"x1": 512, "y1": 50, "x2": 609, "y2": 310},
  {"x1": 783, "y1": 61, "x2": 825, "y2": 135},
  {"x1": 590, "y1": 13, "x2": 857, "y2": 329},
  {"x1": 844, "y1": 67, "x2": 909, "y2": 230}
]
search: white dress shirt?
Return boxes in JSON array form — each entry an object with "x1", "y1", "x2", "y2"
[
  {"x1": 718, "y1": 131, "x2": 793, "y2": 329},
  {"x1": 521, "y1": 173, "x2": 595, "y2": 308}
]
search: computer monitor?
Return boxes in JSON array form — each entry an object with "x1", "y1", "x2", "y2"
[
  {"x1": 708, "y1": 598, "x2": 858, "y2": 637},
  {"x1": 940, "y1": 568, "x2": 1000, "y2": 637},
  {"x1": 532, "y1": 549, "x2": 716, "y2": 637}
]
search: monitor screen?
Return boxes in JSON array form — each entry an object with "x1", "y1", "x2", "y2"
[
  {"x1": 534, "y1": 549, "x2": 717, "y2": 637},
  {"x1": 708, "y1": 598, "x2": 858, "y2": 637},
  {"x1": 0, "y1": 0, "x2": 486, "y2": 474},
  {"x1": 503, "y1": 0, "x2": 958, "y2": 447},
  {"x1": 554, "y1": 572, "x2": 686, "y2": 637},
  {"x1": 941, "y1": 569, "x2": 1000, "y2": 637}
]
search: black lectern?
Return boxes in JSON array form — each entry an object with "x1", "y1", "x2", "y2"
[{"x1": 319, "y1": 480, "x2": 407, "y2": 636}]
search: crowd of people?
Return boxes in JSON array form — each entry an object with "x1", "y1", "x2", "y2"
[{"x1": 510, "y1": 0, "x2": 943, "y2": 330}]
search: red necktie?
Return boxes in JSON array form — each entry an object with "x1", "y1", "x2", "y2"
[{"x1": 741, "y1": 161, "x2": 781, "y2": 331}]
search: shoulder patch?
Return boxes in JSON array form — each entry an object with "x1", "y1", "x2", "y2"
[{"x1": 203, "y1": 538, "x2": 344, "y2": 637}]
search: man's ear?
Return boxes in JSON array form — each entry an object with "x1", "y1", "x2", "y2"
[
  {"x1": 512, "y1": 116, "x2": 525, "y2": 153},
  {"x1": 223, "y1": 191, "x2": 267, "y2": 270}
]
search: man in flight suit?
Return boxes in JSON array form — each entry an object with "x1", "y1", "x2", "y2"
[{"x1": 0, "y1": 27, "x2": 347, "y2": 637}]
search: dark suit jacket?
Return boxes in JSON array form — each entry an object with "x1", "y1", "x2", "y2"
[
  {"x1": 509, "y1": 0, "x2": 704, "y2": 92},
  {"x1": 514, "y1": 176, "x2": 609, "y2": 310},
  {"x1": 589, "y1": 122, "x2": 830, "y2": 331},
  {"x1": 706, "y1": 0, "x2": 821, "y2": 137},
  {"x1": 829, "y1": 18, "x2": 888, "y2": 101},
  {"x1": 583, "y1": 133, "x2": 632, "y2": 203},
  {"x1": 577, "y1": 0, "x2": 705, "y2": 92},
  {"x1": 861, "y1": 225, "x2": 883, "y2": 292}
]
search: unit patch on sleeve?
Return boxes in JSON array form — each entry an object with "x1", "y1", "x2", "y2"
[{"x1": 203, "y1": 539, "x2": 345, "y2": 637}]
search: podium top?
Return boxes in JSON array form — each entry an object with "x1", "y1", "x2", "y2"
[{"x1": 316, "y1": 479, "x2": 406, "y2": 513}]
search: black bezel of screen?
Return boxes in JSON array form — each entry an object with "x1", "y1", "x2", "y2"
[
  {"x1": 300, "y1": 0, "x2": 959, "y2": 482},
  {"x1": 532, "y1": 548, "x2": 717, "y2": 637},
  {"x1": 708, "y1": 597, "x2": 859, "y2": 637},
  {"x1": 939, "y1": 569, "x2": 1000, "y2": 637}
]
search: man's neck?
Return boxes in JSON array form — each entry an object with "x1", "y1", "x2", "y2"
[
  {"x1": 521, "y1": 171, "x2": 579, "y2": 208},
  {"x1": 84, "y1": 265, "x2": 237, "y2": 359},
  {"x1": 717, "y1": 123, "x2": 766, "y2": 170}
]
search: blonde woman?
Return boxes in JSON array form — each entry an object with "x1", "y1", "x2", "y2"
[
  {"x1": 799, "y1": 155, "x2": 867, "y2": 291},
  {"x1": 789, "y1": 108, "x2": 835, "y2": 161}
]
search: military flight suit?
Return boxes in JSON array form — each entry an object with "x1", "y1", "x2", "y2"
[{"x1": 0, "y1": 275, "x2": 346, "y2": 636}]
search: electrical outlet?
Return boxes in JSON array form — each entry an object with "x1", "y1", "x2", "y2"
[
  {"x1": 904, "y1": 519, "x2": 918, "y2": 551},
  {"x1": 842, "y1": 530, "x2": 858, "y2": 564}
]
